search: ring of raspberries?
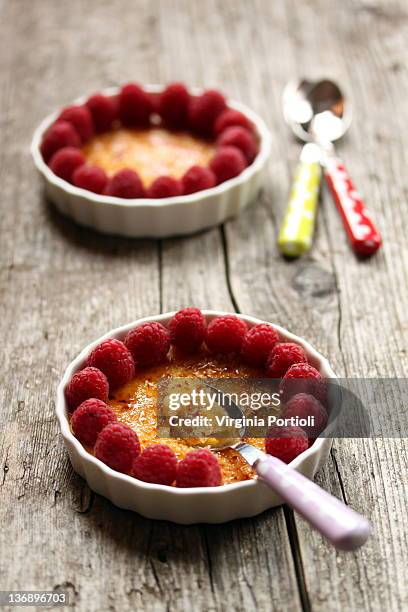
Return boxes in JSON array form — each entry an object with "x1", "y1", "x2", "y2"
[
  {"x1": 41, "y1": 82, "x2": 259, "y2": 199},
  {"x1": 65, "y1": 308, "x2": 328, "y2": 488}
]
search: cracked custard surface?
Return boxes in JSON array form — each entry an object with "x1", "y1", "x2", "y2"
[
  {"x1": 108, "y1": 348, "x2": 271, "y2": 485},
  {"x1": 82, "y1": 127, "x2": 216, "y2": 188}
]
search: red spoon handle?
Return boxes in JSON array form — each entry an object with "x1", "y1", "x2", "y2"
[{"x1": 324, "y1": 156, "x2": 382, "y2": 257}]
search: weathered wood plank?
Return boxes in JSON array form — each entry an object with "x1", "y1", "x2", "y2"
[
  {"x1": 0, "y1": 1, "x2": 163, "y2": 611},
  {"x1": 158, "y1": 1, "x2": 303, "y2": 608},
  {"x1": 222, "y1": 1, "x2": 408, "y2": 611}
]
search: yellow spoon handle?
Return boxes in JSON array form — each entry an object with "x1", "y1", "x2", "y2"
[{"x1": 278, "y1": 143, "x2": 321, "y2": 257}]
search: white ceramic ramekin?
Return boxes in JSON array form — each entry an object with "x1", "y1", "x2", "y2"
[
  {"x1": 56, "y1": 311, "x2": 335, "y2": 524},
  {"x1": 31, "y1": 86, "x2": 271, "y2": 238}
]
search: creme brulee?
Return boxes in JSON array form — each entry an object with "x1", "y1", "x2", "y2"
[
  {"x1": 82, "y1": 127, "x2": 216, "y2": 187},
  {"x1": 107, "y1": 348, "x2": 271, "y2": 485}
]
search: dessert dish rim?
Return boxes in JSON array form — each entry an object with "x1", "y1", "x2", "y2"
[
  {"x1": 31, "y1": 84, "x2": 272, "y2": 206},
  {"x1": 56, "y1": 310, "x2": 336, "y2": 496}
]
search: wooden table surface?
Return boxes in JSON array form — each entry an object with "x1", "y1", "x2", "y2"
[{"x1": 1, "y1": 0, "x2": 407, "y2": 610}]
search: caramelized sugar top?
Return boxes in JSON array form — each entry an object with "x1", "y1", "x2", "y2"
[
  {"x1": 108, "y1": 348, "x2": 269, "y2": 485},
  {"x1": 82, "y1": 127, "x2": 216, "y2": 187}
]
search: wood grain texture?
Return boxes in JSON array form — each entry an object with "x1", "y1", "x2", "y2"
[{"x1": 0, "y1": 0, "x2": 407, "y2": 611}]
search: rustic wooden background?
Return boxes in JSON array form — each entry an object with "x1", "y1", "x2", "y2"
[{"x1": 1, "y1": 0, "x2": 407, "y2": 610}]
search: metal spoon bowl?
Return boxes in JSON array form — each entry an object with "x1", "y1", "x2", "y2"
[{"x1": 283, "y1": 78, "x2": 352, "y2": 143}]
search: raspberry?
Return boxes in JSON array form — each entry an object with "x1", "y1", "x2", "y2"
[
  {"x1": 181, "y1": 165, "x2": 216, "y2": 195},
  {"x1": 87, "y1": 338, "x2": 135, "y2": 389},
  {"x1": 105, "y1": 169, "x2": 145, "y2": 199},
  {"x1": 58, "y1": 105, "x2": 94, "y2": 143},
  {"x1": 265, "y1": 425, "x2": 309, "y2": 463},
  {"x1": 176, "y1": 448, "x2": 222, "y2": 487},
  {"x1": 214, "y1": 109, "x2": 253, "y2": 136},
  {"x1": 168, "y1": 307, "x2": 206, "y2": 353},
  {"x1": 71, "y1": 398, "x2": 117, "y2": 447},
  {"x1": 205, "y1": 315, "x2": 248, "y2": 354},
  {"x1": 217, "y1": 126, "x2": 258, "y2": 163},
  {"x1": 132, "y1": 444, "x2": 178, "y2": 485},
  {"x1": 209, "y1": 146, "x2": 247, "y2": 184},
  {"x1": 65, "y1": 366, "x2": 109, "y2": 411},
  {"x1": 241, "y1": 324, "x2": 280, "y2": 367},
  {"x1": 95, "y1": 422, "x2": 140, "y2": 474},
  {"x1": 147, "y1": 176, "x2": 182, "y2": 198},
  {"x1": 86, "y1": 93, "x2": 118, "y2": 132},
  {"x1": 158, "y1": 82, "x2": 190, "y2": 128},
  {"x1": 125, "y1": 322, "x2": 170, "y2": 367},
  {"x1": 189, "y1": 89, "x2": 227, "y2": 135},
  {"x1": 119, "y1": 83, "x2": 153, "y2": 127},
  {"x1": 40, "y1": 121, "x2": 81, "y2": 162},
  {"x1": 73, "y1": 164, "x2": 108, "y2": 194},
  {"x1": 266, "y1": 343, "x2": 308, "y2": 378},
  {"x1": 283, "y1": 393, "x2": 328, "y2": 440},
  {"x1": 49, "y1": 147, "x2": 85, "y2": 182},
  {"x1": 280, "y1": 363, "x2": 326, "y2": 404}
]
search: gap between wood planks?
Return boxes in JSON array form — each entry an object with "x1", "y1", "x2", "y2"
[{"x1": 219, "y1": 223, "x2": 340, "y2": 611}]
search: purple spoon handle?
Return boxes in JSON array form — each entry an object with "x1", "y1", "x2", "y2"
[{"x1": 256, "y1": 455, "x2": 371, "y2": 551}]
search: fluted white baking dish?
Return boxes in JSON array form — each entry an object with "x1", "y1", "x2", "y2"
[
  {"x1": 56, "y1": 311, "x2": 334, "y2": 524},
  {"x1": 31, "y1": 87, "x2": 271, "y2": 238}
]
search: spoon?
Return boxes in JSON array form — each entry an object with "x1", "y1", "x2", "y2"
[
  {"x1": 205, "y1": 382, "x2": 371, "y2": 551},
  {"x1": 279, "y1": 78, "x2": 382, "y2": 257}
]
